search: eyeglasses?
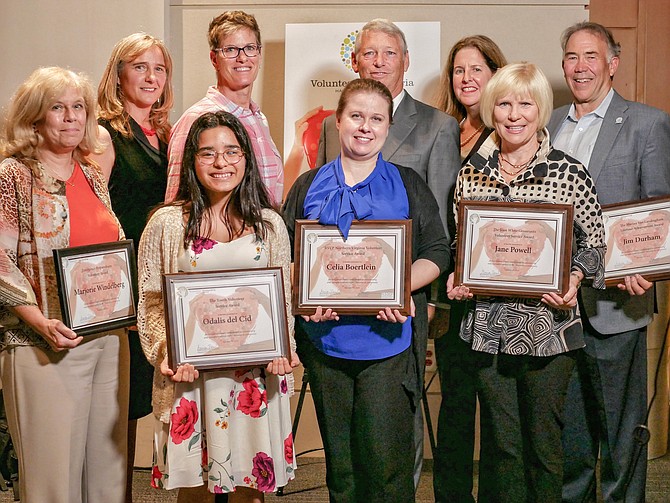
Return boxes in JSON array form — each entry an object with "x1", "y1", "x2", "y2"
[
  {"x1": 213, "y1": 44, "x2": 261, "y2": 59},
  {"x1": 196, "y1": 148, "x2": 244, "y2": 165}
]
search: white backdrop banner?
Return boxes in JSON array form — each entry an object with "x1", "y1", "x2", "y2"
[{"x1": 283, "y1": 22, "x2": 441, "y2": 190}]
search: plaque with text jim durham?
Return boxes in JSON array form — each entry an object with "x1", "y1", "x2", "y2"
[
  {"x1": 602, "y1": 196, "x2": 670, "y2": 286},
  {"x1": 455, "y1": 201, "x2": 573, "y2": 298},
  {"x1": 293, "y1": 220, "x2": 412, "y2": 315}
]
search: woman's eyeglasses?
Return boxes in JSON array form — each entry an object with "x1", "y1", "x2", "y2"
[
  {"x1": 196, "y1": 148, "x2": 244, "y2": 165},
  {"x1": 213, "y1": 44, "x2": 261, "y2": 59}
]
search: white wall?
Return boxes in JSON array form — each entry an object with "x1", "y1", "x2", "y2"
[
  {"x1": 170, "y1": 0, "x2": 589, "y2": 154},
  {"x1": 0, "y1": 0, "x2": 166, "y2": 122},
  {"x1": 1, "y1": 1, "x2": 588, "y2": 150}
]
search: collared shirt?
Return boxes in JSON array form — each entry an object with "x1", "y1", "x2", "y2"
[
  {"x1": 165, "y1": 86, "x2": 284, "y2": 204},
  {"x1": 392, "y1": 89, "x2": 406, "y2": 116},
  {"x1": 552, "y1": 88, "x2": 615, "y2": 168}
]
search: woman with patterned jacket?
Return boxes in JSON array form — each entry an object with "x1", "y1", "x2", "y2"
[
  {"x1": 447, "y1": 63, "x2": 606, "y2": 503},
  {"x1": 0, "y1": 67, "x2": 129, "y2": 503}
]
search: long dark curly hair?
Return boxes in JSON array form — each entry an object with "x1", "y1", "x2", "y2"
[{"x1": 173, "y1": 111, "x2": 274, "y2": 248}]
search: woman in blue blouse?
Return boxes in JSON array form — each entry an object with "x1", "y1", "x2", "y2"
[{"x1": 283, "y1": 78, "x2": 449, "y2": 502}]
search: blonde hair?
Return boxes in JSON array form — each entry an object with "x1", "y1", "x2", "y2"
[
  {"x1": 436, "y1": 35, "x2": 507, "y2": 122},
  {"x1": 1, "y1": 66, "x2": 102, "y2": 173},
  {"x1": 208, "y1": 11, "x2": 261, "y2": 51},
  {"x1": 479, "y1": 62, "x2": 553, "y2": 131},
  {"x1": 98, "y1": 33, "x2": 173, "y2": 143}
]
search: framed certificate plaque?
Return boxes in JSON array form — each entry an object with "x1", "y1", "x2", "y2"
[
  {"x1": 455, "y1": 201, "x2": 573, "y2": 298},
  {"x1": 602, "y1": 196, "x2": 670, "y2": 286},
  {"x1": 293, "y1": 220, "x2": 412, "y2": 315},
  {"x1": 53, "y1": 240, "x2": 137, "y2": 336},
  {"x1": 162, "y1": 268, "x2": 290, "y2": 371}
]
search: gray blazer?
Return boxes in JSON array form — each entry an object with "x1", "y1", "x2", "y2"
[
  {"x1": 548, "y1": 91, "x2": 670, "y2": 334},
  {"x1": 316, "y1": 92, "x2": 461, "y2": 242}
]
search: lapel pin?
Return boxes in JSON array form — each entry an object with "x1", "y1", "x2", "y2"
[{"x1": 615, "y1": 117, "x2": 623, "y2": 124}]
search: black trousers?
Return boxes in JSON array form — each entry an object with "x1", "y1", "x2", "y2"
[
  {"x1": 297, "y1": 330, "x2": 415, "y2": 503},
  {"x1": 433, "y1": 333, "x2": 477, "y2": 503},
  {"x1": 476, "y1": 352, "x2": 574, "y2": 503}
]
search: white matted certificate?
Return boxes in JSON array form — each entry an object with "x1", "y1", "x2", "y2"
[
  {"x1": 53, "y1": 240, "x2": 136, "y2": 335},
  {"x1": 162, "y1": 268, "x2": 290, "y2": 371},
  {"x1": 602, "y1": 196, "x2": 670, "y2": 285},
  {"x1": 455, "y1": 201, "x2": 573, "y2": 297},
  {"x1": 293, "y1": 220, "x2": 412, "y2": 315}
]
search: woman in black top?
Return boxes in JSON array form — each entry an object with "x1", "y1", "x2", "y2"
[
  {"x1": 432, "y1": 35, "x2": 507, "y2": 502},
  {"x1": 94, "y1": 32, "x2": 174, "y2": 502}
]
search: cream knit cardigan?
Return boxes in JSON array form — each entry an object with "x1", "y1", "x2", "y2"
[{"x1": 137, "y1": 205, "x2": 296, "y2": 422}]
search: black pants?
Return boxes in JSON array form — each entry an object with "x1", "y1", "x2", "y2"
[
  {"x1": 476, "y1": 352, "x2": 574, "y2": 503},
  {"x1": 297, "y1": 330, "x2": 415, "y2": 503},
  {"x1": 433, "y1": 333, "x2": 477, "y2": 503}
]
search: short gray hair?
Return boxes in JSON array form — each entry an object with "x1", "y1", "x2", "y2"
[
  {"x1": 561, "y1": 22, "x2": 621, "y2": 62},
  {"x1": 354, "y1": 18, "x2": 408, "y2": 55}
]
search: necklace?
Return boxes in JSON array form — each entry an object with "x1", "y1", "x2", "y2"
[
  {"x1": 460, "y1": 123, "x2": 484, "y2": 148},
  {"x1": 140, "y1": 124, "x2": 156, "y2": 137},
  {"x1": 498, "y1": 151, "x2": 536, "y2": 176},
  {"x1": 42, "y1": 161, "x2": 75, "y2": 187}
]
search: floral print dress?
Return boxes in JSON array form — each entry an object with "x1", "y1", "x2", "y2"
[{"x1": 151, "y1": 234, "x2": 295, "y2": 493}]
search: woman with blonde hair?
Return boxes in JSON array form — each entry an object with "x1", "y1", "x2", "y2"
[
  {"x1": 0, "y1": 66, "x2": 129, "y2": 502},
  {"x1": 447, "y1": 63, "x2": 605, "y2": 502},
  {"x1": 93, "y1": 32, "x2": 174, "y2": 501}
]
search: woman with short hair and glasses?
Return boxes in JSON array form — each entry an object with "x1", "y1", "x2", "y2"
[
  {"x1": 138, "y1": 111, "x2": 298, "y2": 503},
  {"x1": 164, "y1": 10, "x2": 283, "y2": 206}
]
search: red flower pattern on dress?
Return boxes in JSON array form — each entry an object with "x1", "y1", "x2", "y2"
[
  {"x1": 284, "y1": 433, "x2": 294, "y2": 464},
  {"x1": 191, "y1": 237, "x2": 217, "y2": 255},
  {"x1": 252, "y1": 452, "x2": 276, "y2": 492},
  {"x1": 170, "y1": 397, "x2": 199, "y2": 444},
  {"x1": 236, "y1": 378, "x2": 267, "y2": 418}
]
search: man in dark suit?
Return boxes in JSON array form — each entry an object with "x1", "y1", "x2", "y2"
[
  {"x1": 316, "y1": 18, "x2": 461, "y2": 488},
  {"x1": 548, "y1": 22, "x2": 670, "y2": 503}
]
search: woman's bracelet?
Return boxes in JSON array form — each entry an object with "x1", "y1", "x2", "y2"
[{"x1": 570, "y1": 271, "x2": 583, "y2": 289}]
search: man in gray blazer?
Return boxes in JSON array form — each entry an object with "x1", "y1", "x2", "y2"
[
  {"x1": 316, "y1": 19, "x2": 460, "y2": 243},
  {"x1": 548, "y1": 22, "x2": 670, "y2": 503},
  {"x1": 316, "y1": 18, "x2": 461, "y2": 488}
]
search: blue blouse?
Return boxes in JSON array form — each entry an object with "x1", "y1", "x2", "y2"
[{"x1": 300, "y1": 154, "x2": 412, "y2": 360}]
